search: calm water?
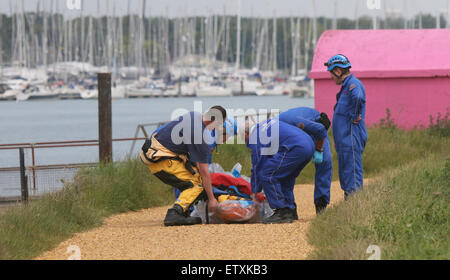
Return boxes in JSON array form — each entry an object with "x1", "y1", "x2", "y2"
[{"x1": 0, "y1": 96, "x2": 314, "y2": 196}]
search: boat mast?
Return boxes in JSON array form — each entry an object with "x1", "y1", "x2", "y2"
[
  {"x1": 447, "y1": 0, "x2": 450, "y2": 28},
  {"x1": 332, "y1": 0, "x2": 337, "y2": 29},
  {"x1": 80, "y1": 0, "x2": 85, "y2": 66},
  {"x1": 88, "y1": 11, "x2": 94, "y2": 66},
  {"x1": 140, "y1": 0, "x2": 146, "y2": 76},
  {"x1": 312, "y1": 0, "x2": 317, "y2": 52},
  {"x1": 403, "y1": 0, "x2": 408, "y2": 29},
  {"x1": 272, "y1": 11, "x2": 277, "y2": 72},
  {"x1": 235, "y1": 0, "x2": 241, "y2": 71},
  {"x1": 282, "y1": 17, "x2": 288, "y2": 73}
]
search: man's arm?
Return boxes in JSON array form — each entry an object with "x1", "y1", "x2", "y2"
[
  {"x1": 196, "y1": 162, "x2": 218, "y2": 211},
  {"x1": 296, "y1": 118, "x2": 326, "y2": 164},
  {"x1": 249, "y1": 147, "x2": 261, "y2": 194},
  {"x1": 315, "y1": 139, "x2": 325, "y2": 152},
  {"x1": 349, "y1": 84, "x2": 365, "y2": 124},
  {"x1": 296, "y1": 117, "x2": 328, "y2": 141}
]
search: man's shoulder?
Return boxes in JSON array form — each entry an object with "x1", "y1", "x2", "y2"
[{"x1": 348, "y1": 76, "x2": 365, "y2": 92}]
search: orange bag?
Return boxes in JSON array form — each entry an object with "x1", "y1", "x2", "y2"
[{"x1": 216, "y1": 200, "x2": 257, "y2": 222}]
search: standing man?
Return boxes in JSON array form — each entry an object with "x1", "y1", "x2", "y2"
[
  {"x1": 245, "y1": 119, "x2": 315, "y2": 223},
  {"x1": 140, "y1": 106, "x2": 227, "y2": 226},
  {"x1": 324, "y1": 54, "x2": 368, "y2": 199},
  {"x1": 278, "y1": 107, "x2": 332, "y2": 214}
]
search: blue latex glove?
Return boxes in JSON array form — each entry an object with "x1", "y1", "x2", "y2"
[{"x1": 313, "y1": 151, "x2": 323, "y2": 164}]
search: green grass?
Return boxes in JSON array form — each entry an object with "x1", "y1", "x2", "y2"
[
  {"x1": 0, "y1": 110, "x2": 448, "y2": 259},
  {"x1": 306, "y1": 155, "x2": 449, "y2": 260},
  {"x1": 305, "y1": 109, "x2": 450, "y2": 259},
  {"x1": 0, "y1": 159, "x2": 173, "y2": 260}
]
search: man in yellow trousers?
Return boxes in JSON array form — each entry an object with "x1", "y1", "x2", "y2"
[{"x1": 140, "y1": 106, "x2": 227, "y2": 226}]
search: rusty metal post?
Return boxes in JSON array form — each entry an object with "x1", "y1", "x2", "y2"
[
  {"x1": 31, "y1": 144, "x2": 36, "y2": 190},
  {"x1": 98, "y1": 73, "x2": 112, "y2": 163},
  {"x1": 19, "y1": 148, "x2": 29, "y2": 204}
]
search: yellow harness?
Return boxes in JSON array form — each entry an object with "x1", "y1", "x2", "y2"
[{"x1": 139, "y1": 133, "x2": 196, "y2": 174}]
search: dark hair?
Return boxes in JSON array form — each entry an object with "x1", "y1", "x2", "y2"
[
  {"x1": 205, "y1": 105, "x2": 227, "y2": 122},
  {"x1": 318, "y1": 112, "x2": 331, "y2": 130}
]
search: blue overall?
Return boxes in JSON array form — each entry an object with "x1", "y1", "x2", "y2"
[
  {"x1": 333, "y1": 74, "x2": 368, "y2": 195},
  {"x1": 279, "y1": 107, "x2": 332, "y2": 205},
  {"x1": 206, "y1": 117, "x2": 237, "y2": 164},
  {"x1": 247, "y1": 119, "x2": 314, "y2": 210}
]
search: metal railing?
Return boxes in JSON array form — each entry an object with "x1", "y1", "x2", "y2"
[
  {"x1": 1, "y1": 111, "x2": 281, "y2": 202},
  {"x1": 0, "y1": 137, "x2": 146, "y2": 201}
]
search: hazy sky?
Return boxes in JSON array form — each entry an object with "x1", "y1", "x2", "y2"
[{"x1": 1, "y1": 0, "x2": 450, "y2": 19}]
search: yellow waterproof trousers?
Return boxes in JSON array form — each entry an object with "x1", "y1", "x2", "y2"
[{"x1": 146, "y1": 159, "x2": 204, "y2": 212}]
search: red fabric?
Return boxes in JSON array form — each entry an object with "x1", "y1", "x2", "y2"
[{"x1": 210, "y1": 173, "x2": 266, "y2": 202}]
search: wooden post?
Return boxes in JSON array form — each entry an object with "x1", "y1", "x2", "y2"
[
  {"x1": 19, "y1": 148, "x2": 28, "y2": 204},
  {"x1": 178, "y1": 77, "x2": 182, "y2": 97},
  {"x1": 98, "y1": 73, "x2": 112, "y2": 163},
  {"x1": 240, "y1": 78, "x2": 244, "y2": 96}
]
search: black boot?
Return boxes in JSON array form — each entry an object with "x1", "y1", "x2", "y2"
[
  {"x1": 288, "y1": 204, "x2": 298, "y2": 220},
  {"x1": 263, "y1": 208, "x2": 293, "y2": 224},
  {"x1": 164, "y1": 204, "x2": 202, "y2": 226},
  {"x1": 315, "y1": 197, "x2": 328, "y2": 215}
]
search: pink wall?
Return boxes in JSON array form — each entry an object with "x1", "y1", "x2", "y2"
[
  {"x1": 314, "y1": 77, "x2": 450, "y2": 129},
  {"x1": 310, "y1": 29, "x2": 450, "y2": 129}
]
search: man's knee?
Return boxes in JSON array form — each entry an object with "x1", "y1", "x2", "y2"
[{"x1": 153, "y1": 170, "x2": 194, "y2": 191}]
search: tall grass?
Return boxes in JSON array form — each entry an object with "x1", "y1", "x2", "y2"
[
  {"x1": 0, "y1": 159, "x2": 173, "y2": 260},
  {"x1": 0, "y1": 109, "x2": 448, "y2": 259},
  {"x1": 306, "y1": 156, "x2": 449, "y2": 260},
  {"x1": 306, "y1": 110, "x2": 450, "y2": 259}
]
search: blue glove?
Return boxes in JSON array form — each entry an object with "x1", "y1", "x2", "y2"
[{"x1": 313, "y1": 151, "x2": 323, "y2": 164}]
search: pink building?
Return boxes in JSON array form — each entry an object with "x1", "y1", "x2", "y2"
[{"x1": 309, "y1": 29, "x2": 450, "y2": 128}]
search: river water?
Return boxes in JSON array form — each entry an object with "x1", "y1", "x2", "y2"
[{"x1": 0, "y1": 96, "x2": 314, "y2": 197}]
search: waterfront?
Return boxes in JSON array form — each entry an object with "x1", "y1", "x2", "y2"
[{"x1": 0, "y1": 95, "x2": 314, "y2": 197}]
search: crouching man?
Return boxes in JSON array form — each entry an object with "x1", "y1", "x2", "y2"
[
  {"x1": 140, "y1": 106, "x2": 226, "y2": 226},
  {"x1": 278, "y1": 107, "x2": 331, "y2": 214},
  {"x1": 244, "y1": 118, "x2": 315, "y2": 223}
]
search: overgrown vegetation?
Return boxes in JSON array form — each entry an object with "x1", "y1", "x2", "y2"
[
  {"x1": 0, "y1": 159, "x2": 173, "y2": 260},
  {"x1": 0, "y1": 109, "x2": 448, "y2": 259},
  {"x1": 306, "y1": 110, "x2": 450, "y2": 260},
  {"x1": 307, "y1": 156, "x2": 449, "y2": 260}
]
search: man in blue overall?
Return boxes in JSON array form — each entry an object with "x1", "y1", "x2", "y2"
[
  {"x1": 245, "y1": 119, "x2": 315, "y2": 223},
  {"x1": 278, "y1": 107, "x2": 332, "y2": 214},
  {"x1": 206, "y1": 117, "x2": 238, "y2": 164},
  {"x1": 324, "y1": 54, "x2": 368, "y2": 199}
]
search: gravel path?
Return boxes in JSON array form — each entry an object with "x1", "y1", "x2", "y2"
[{"x1": 36, "y1": 181, "x2": 346, "y2": 260}]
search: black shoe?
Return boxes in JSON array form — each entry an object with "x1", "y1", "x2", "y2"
[
  {"x1": 344, "y1": 187, "x2": 363, "y2": 201},
  {"x1": 344, "y1": 191, "x2": 354, "y2": 201},
  {"x1": 288, "y1": 204, "x2": 298, "y2": 220},
  {"x1": 164, "y1": 205, "x2": 202, "y2": 226},
  {"x1": 263, "y1": 208, "x2": 293, "y2": 224},
  {"x1": 315, "y1": 197, "x2": 328, "y2": 215}
]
